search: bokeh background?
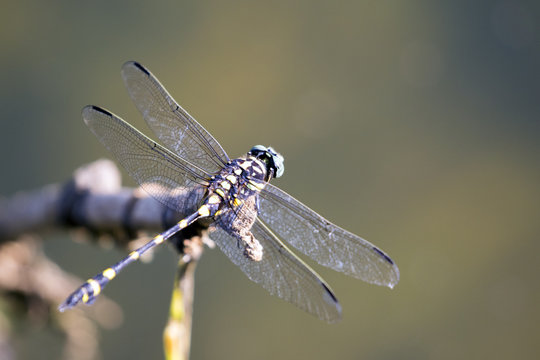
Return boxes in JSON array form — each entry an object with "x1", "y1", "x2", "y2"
[{"x1": 1, "y1": 0, "x2": 539, "y2": 359}]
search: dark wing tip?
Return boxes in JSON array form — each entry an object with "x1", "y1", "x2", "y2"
[
  {"x1": 82, "y1": 105, "x2": 112, "y2": 117},
  {"x1": 321, "y1": 281, "x2": 339, "y2": 304},
  {"x1": 372, "y1": 246, "x2": 395, "y2": 265},
  {"x1": 82, "y1": 105, "x2": 114, "y2": 127},
  {"x1": 371, "y1": 246, "x2": 400, "y2": 289},
  {"x1": 320, "y1": 281, "x2": 342, "y2": 322},
  {"x1": 123, "y1": 60, "x2": 150, "y2": 76}
]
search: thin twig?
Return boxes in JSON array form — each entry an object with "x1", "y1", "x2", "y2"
[{"x1": 163, "y1": 235, "x2": 204, "y2": 360}]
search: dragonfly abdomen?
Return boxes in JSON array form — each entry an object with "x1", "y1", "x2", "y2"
[{"x1": 58, "y1": 206, "x2": 210, "y2": 311}]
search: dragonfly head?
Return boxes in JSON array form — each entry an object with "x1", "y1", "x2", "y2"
[{"x1": 248, "y1": 145, "x2": 285, "y2": 179}]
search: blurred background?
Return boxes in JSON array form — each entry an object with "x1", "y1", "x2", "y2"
[{"x1": 1, "y1": 0, "x2": 539, "y2": 359}]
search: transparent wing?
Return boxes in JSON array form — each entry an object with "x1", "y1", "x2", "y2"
[
  {"x1": 209, "y1": 219, "x2": 342, "y2": 323},
  {"x1": 121, "y1": 61, "x2": 229, "y2": 173},
  {"x1": 82, "y1": 105, "x2": 209, "y2": 214},
  {"x1": 259, "y1": 184, "x2": 400, "y2": 288}
]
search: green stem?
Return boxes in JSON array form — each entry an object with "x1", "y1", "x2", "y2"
[{"x1": 163, "y1": 255, "x2": 198, "y2": 360}]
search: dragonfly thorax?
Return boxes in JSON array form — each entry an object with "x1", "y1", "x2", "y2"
[{"x1": 209, "y1": 156, "x2": 269, "y2": 201}]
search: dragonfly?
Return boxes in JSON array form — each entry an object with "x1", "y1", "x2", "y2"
[{"x1": 59, "y1": 61, "x2": 399, "y2": 322}]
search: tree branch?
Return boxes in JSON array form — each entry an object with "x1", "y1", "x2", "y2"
[{"x1": 0, "y1": 159, "x2": 210, "y2": 360}]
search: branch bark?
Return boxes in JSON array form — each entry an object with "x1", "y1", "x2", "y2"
[{"x1": 0, "y1": 159, "x2": 210, "y2": 360}]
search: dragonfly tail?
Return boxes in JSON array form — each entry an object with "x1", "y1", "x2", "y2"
[{"x1": 58, "y1": 208, "x2": 207, "y2": 311}]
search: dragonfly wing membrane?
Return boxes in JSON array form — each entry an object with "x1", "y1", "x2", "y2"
[
  {"x1": 209, "y1": 219, "x2": 342, "y2": 323},
  {"x1": 259, "y1": 184, "x2": 400, "y2": 288},
  {"x1": 82, "y1": 105, "x2": 208, "y2": 214},
  {"x1": 121, "y1": 61, "x2": 229, "y2": 173}
]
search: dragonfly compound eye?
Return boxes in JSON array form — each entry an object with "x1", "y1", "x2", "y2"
[{"x1": 249, "y1": 145, "x2": 285, "y2": 178}]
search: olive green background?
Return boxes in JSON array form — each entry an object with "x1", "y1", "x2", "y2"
[{"x1": 1, "y1": 1, "x2": 539, "y2": 359}]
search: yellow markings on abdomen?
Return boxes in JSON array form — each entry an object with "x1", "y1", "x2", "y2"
[
  {"x1": 208, "y1": 194, "x2": 221, "y2": 204},
  {"x1": 233, "y1": 198, "x2": 242, "y2": 207},
  {"x1": 129, "y1": 251, "x2": 140, "y2": 260},
  {"x1": 82, "y1": 292, "x2": 89, "y2": 304},
  {"x1": 198, "y1": 205, "x2": 210, "y2": 217},
  {"x1": 102, "y1": 268, "x2": 116, "y2": 280},
  {"x1": 178, "y1": 219, "x2": 188, "y2": 229},
  {"x1": 87, "y1": 279, "x2": 101, "y2": 296},
  {"x1": 154, "y1": 234, "x2": 165, "y2": 244}
]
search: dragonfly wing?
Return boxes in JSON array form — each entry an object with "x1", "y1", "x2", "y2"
[
  {"x1": 82, "y1": 105, "x2": 208, "y2": 214},
  {"x1": 121, "y1": 61, "x2": 230, "y2": 173},
  {"x1": 209, "y1": 219, "x2": 342, "y2": 323},
  {"x1": 259, "y1": 184, "x2": 400, "y2": 289}
]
